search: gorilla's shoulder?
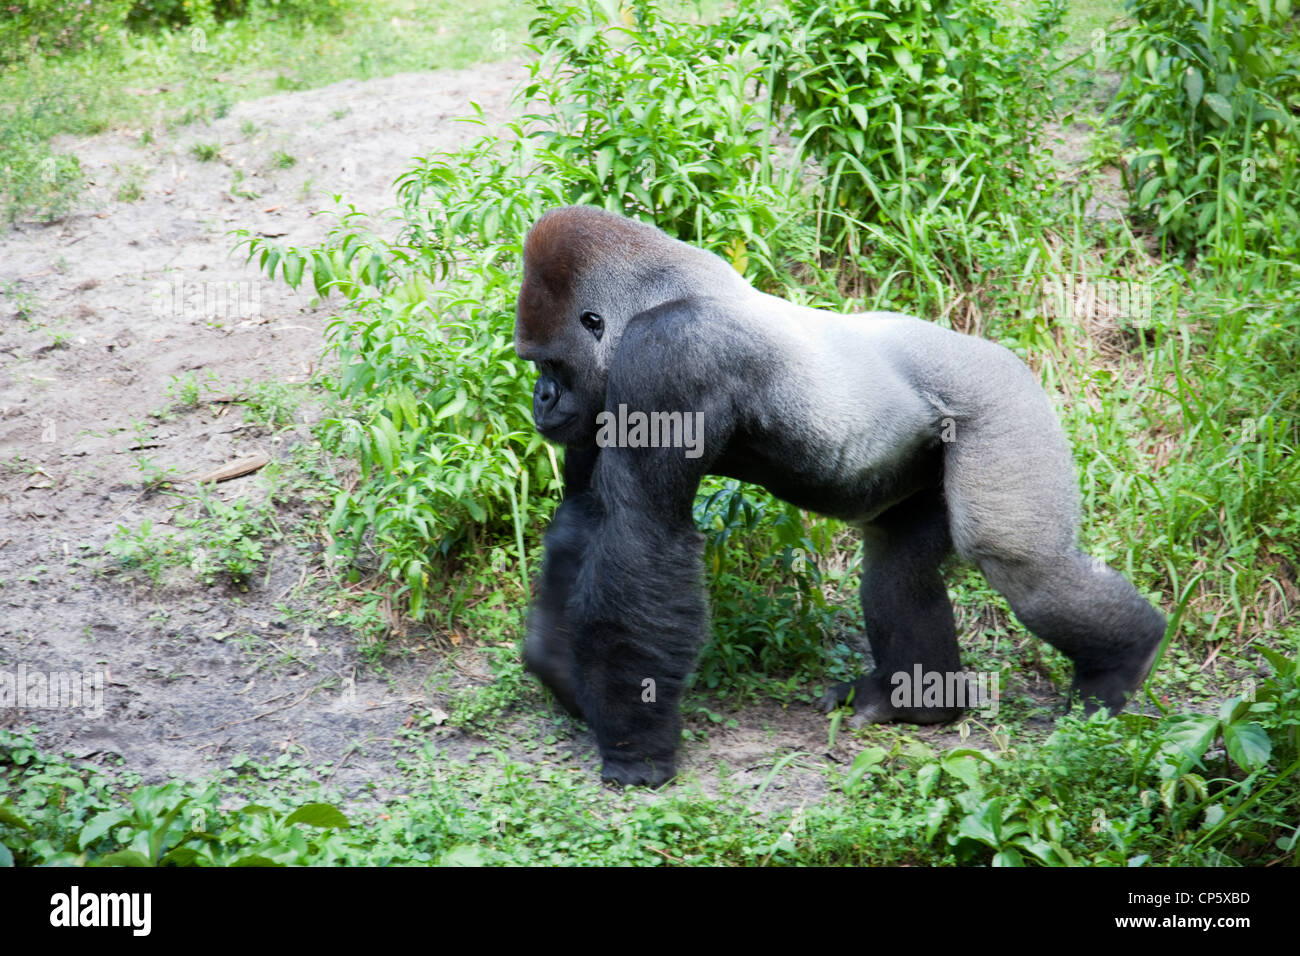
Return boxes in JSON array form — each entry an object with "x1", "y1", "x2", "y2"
[
  {"x1": 628, "y1": 296, "x2": 734, "y2": 327},
  {"x1": 612, "y1": 297, "x2": 777, "y2": 399},
  {"x1": 621, "y1": 296, "x2": 752, "y2": 351}
]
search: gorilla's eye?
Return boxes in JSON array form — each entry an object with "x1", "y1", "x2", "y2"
[{"x1": 580, "y1": 311, "x2": 604, "y2": 342}]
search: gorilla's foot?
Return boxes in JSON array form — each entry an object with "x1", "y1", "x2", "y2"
[
  {"x1": 818, "y1": 675, "x2": 964, "y2": 725},
  {"x1": 1070, "y1": 627, "x2": 1164, "y2": 715}
]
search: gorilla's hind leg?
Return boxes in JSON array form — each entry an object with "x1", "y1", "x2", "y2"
[
  {"x1": 980, "y1": 552, "x2": 1165, "y2": 714},
  {"x1": 821, "y1": 487, "x2": 965, "y2": 723}
]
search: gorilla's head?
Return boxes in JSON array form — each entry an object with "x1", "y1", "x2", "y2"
[{"x1": 514, "y1": 206, "x2": 740, "y2": 447}]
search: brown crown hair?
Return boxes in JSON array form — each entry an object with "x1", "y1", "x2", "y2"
[{"x1": 515, "y1": 206, "x2": 668, "y2": 352}]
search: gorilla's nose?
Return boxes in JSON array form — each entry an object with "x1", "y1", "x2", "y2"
[{"x1": 533, "y1": 375, "x2": 560, "y2": 419}]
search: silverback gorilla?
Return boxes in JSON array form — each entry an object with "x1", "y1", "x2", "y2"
[{"x1": 514, "y1": 205, "x2": 1166, "y2": 787}]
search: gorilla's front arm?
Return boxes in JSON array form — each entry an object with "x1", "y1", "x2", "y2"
[
  {"x1": 524, "y1": 486, "x2": 701, "y2": 786},
  {"x1": 561, "y1": 483, "x2": 707, "y2": 787},
  {"x1": 525, "y1": 306, "x2": 725, "y2": 786}
]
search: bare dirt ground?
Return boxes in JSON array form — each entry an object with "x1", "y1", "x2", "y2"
[
  {"x1": 2, "y1": 61, "x2": 525, "y2": 798},
  {"x1": 0, "y1": 60, "x2": 890, "y2": 806}
]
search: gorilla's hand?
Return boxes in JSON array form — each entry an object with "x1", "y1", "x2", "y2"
[{"x1": 600, "y1": 753, "x2": 676, "y2": 789}]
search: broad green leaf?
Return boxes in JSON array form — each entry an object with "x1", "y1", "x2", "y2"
[
  {"x1": 79, "y1": 810, "x2": 127, "y2": 850},
  {"x1": 312, "y1": 252, "x2": 335, "y2": 298},
  {"x1": 1016, "y1": 838, "x2": 1066, "y2": 867},
  {"x1": 1202, "y1": 92, "x2": 1233, "y2": 123},
  {"x1": 924, "y1": 797, "x2": 950, "y2": 841},
  {"x1": 369, "y1": 420, "x2": 395, "y2": 474},
  {"x1": 0, "y1": 803, "x2": 31, "y2": 832},
  {"x1": 845, "y1": 747, "x2": 887, "y2": 788},
  {"x1": 955, "y1": 797, "x2": 1002, "y2": 847},
  {"x1": 917, "y1": 761, "x2": 941, "y2": 798},
  {"x1": 439, "y1": 845, "x2": 487, "y2": 866},
  {"x1": 940, "y1": 754, "x2": 982, "y2": 788},
  {"x1": 1223, "y1": 721, "x2": 1271, "y2": 771},
  {"x1": 92, "y1": 849, "x2": 152, "y2": 867},
  {"x1": 436, "y1": 389, "x2": 469, "y2": 422},
  {"x1": 1182, "y1": 68, "x2": 1204, "y2": 108},
  {"x1": 282, "y1": 254, "x2": 305, "y2": 289},
  {"x1": 285, "y1": 803, "x2": 350, "y2": 829},
  {"x1": 596, "y1": 146, "x2": 614, "y2": 183},
  {"x1": 1137, "y1": 176, "x2": 1163, "y2": 208},
  {"x1": 1219, "y1": 697, "x2": 1252, "y2": 725},
  {"x1": 260, "y1": 248, "x2": 280, "y2": 279},
  {"x1": 1158, "y1": 714, "x2": 1218, "y2": 776}
]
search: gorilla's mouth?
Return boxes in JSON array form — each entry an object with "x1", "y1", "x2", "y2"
[{"x1": 536, "y1": 414, "x2": 576, "y2": 438}]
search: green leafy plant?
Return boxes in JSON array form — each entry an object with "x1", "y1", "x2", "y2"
[
  {"x1": 184, "y1": 488, "x2": 283, "y2": 586},
  {"x1": 514, "y1": 0, "x2": 811, "y2": 284},
  {"x1": 693, "y1": 480, "x2": 859, "y2": 690},
  {"x1": 1109, "y1": 0, "x2": 1300, "y2": 261},
  {"x1": 166, "y1": 370, "x2": 213, "y2": 408},
  {"x1": 125, "y1": 0, "x2": 344, "y2": 32},
  {"x1": 0, "y1": 126, "x2": 83, "y2": 222},
  {"x1": 740, "y1": 0, "x2": 1067, "y2": 294},
  {"x1": 105, "y1": 484, "x2": 282, "y2": 588},
  {"x1": 907, "y1": 746, "x2": 1076, "y2": 866},
  {"x1": 0, "y1": 1, "x2": 132, "y2": 65},
  {"x1": 1157, "y1": 697, "x2": 1271, "y2": 779},
  {"x1": 105, "y1": 519, "x2": 180, "y2": 584}
]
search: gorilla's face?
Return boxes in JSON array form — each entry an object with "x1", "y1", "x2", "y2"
[
  {"x1": 514, "y1": 205, "x2": 734, "y2": 448},
  {"x1": 515, "y1": 268, "x2": 609, "y2": 447},
  {"x1": 514, "y1": 209, "x2": 627, "y2": 448}
]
